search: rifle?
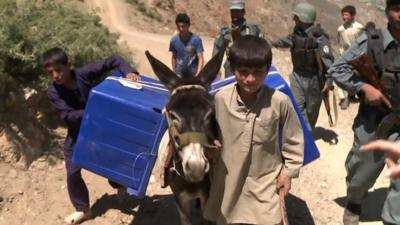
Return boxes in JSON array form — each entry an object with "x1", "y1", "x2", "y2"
[
  {"x1": 349, "y1": 53, "x2": 396, "y2": 139},
  {"x1": 348, "y1": 53, "x2": 388, "y2": 100},
  {"x1": 315, "y1": 50, "x2": 336, "y2": 127}
]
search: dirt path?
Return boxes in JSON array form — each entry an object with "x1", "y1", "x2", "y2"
[
  {"x1": 0, "y1": 1, "x2": 394, "y2": 225},
  {"x1": 85, "y1": 0, "x2": 215, "y2": 77}
]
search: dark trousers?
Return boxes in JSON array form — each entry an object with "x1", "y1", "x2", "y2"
[
  {"x1": 64, "y1": 137, "x2": 90, "y2": 211},
  {"x1": 64, "y1": 136, "x2": 122, "y2": 211},
  {"x1": 289, "y1": 72, "x2": 322, "y2": 130}
]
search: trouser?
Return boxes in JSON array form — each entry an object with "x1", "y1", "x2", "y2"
[
  {"x1": 64, "y1": 136, "x2": 122, "y2": 211},
  {"x1": 335, "y1": 82, "x2": 348, "y2": 101},
  {"x1": 289, "y1": 72, "x2": 322, "y2": 130},
  {"x1": 345, "y1": 112, "x2": 400, "y2": 224}
]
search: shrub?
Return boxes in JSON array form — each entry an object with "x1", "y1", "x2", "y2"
[{"x1": 0, "y1": 0, "x2": 133, "y2": 165}]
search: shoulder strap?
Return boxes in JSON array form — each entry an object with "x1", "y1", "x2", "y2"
[{"x1": 365, "y1": 22, "x2": 385, "y2": 72}]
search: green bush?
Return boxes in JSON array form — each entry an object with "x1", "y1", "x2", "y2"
[
  {"x1": 0, "y1": 0, "x2": 134, "y2": 164},
  {"x1": 0, "y1": 0, "x2": 132, "y2": 98}
]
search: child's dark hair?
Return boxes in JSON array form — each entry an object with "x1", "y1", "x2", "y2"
[
  {"x1": 175, "y1": 13, "x2": 190, "y2": 25},
  {"x1": 341, "y1": 5, "x2": 356, "y2": 15},
  {"x1": 41, "y1": 47, "x2": 69, "y2": 67},
  {"x1": 228, "y1": 36, "x2": 272, "y2": 70}
]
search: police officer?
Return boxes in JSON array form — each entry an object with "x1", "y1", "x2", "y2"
[
  {"x1": 212, "y1": 0, "x2": 263, "y2": 77},
  {"x1": 329, "y1": 0, "x2": 400, "y2": 224},
  {"x1": 272, "y1": 2, "x2": 334, "y2": 130}
]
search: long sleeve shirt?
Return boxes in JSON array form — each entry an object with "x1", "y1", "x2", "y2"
[
  {"x1": 204, "y1": 84, "x2": 304, "y2": 225},
  {"x1": 337, "y1": 21, "x2": 364, "y2": 55},
  {"x1": 47, "y1": 55, "x2": 138, "y2": 141}
]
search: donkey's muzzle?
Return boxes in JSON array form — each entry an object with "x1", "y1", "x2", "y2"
[{"x1": 180, "y1": 143, "x2": 210, "y2": 183}]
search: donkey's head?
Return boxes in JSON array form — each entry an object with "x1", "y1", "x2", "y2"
[{"x1": 145, "y1": 49, "x2": 224, "y2": 183}]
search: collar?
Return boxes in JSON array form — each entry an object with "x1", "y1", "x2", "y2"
[
  {"x1": 233, "y1": 84, "x2": 264, "y2": 109},
  {"x1": 382, "y1": 26, "x2": 399, "y2": 50}
]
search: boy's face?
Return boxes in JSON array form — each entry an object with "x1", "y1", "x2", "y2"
[
  {"x1": 234, "y1": 65, "x2": 268, "y2": 95},
  {"x1": 45, "y1": 63, "x2": 72, "y2": 85},
  {"x1": 341, "y1": 12, "x2": 354, "y2": 24},
  {"x1": 176, "y1": 22, "x2": 190, "y2": 36},
  {"x1": 387, "y1": 5, "x2": 400, "y2": 31}
]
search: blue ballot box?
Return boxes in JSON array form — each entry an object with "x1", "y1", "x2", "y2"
[{"x1": 73, "y1": 66, "x2": 320, "y2": 197}]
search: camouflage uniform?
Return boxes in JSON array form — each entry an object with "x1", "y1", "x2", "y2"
[
  {"x1": 272, "y1": 24, "x2": 334, "y2": 130},
  {"x1": 212, "y1": 20, "x2": 263, "y2": 77},
  {"x1": 329, "y1": 27, "x2": 400, "y2": 224}
]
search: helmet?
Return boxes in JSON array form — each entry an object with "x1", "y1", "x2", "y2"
[
  {"x1": 230, "y1": 0, "x2": 245, "y2": 10},
  {"x1": 292, "y1": 2, "x2": 316, "y2": 23}
]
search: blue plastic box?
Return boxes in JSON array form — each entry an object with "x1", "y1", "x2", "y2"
[{"x1": 73, "y1": 67, "x2": 319, "y2": 197}]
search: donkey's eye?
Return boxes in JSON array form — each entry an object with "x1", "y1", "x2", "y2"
[{"x1": 173, "y1": 120, "x2": 182, "y2": 132}]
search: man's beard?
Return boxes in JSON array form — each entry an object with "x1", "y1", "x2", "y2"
[{"x1": 231, "y1": 18, "x2": 245, "y2": 28}]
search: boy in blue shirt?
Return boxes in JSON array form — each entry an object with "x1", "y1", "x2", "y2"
[{"x1": 169, "y1": 13, "x2": 204, "y2": 77}]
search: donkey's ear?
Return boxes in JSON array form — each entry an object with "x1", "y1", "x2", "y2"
[
  {"x1": 197, "y1": 44, "x2": 226, "y2": 87},
  {"x1": 145, "y1": 51, "x2": 180, "y2": 90}
]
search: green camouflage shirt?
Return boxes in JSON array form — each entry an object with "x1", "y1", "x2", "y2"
[{"x1": 212, "y1": 20, "x2": 263, "y2": 76}]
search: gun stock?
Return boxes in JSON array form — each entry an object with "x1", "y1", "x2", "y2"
[
  {"x1": 349, "y1": 54, "x2": 386, "y2": 93},
  {"x1": 349, "y1": 53, "x2": 392, "y2": 112}
]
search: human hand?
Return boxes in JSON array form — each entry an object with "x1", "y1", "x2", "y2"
[
  {"x1": 126, "y1": 72, "x2": 141, "y2": 82},
  {"x1": 360, "y1": 83, "x2": 392, "y2": 109},
  {"x1": 361, "y1": 140, "x2": 400, "y2": 178},
  {"x1": 276, "y1": 174, "x2": 291, "y2": 196},
  {"x1": 321, "y1": 84, "x2": 333, "y2": 93}
]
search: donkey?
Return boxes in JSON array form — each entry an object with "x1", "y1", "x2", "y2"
[{"x1": 145, "y1": 48, "x2": 225, "y2": 225}]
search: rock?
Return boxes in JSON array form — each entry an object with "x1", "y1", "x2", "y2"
[{"x1": 6, "y1": 196, "x2": 14, "y2": 203}]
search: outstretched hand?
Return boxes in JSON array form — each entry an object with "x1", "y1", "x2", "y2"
[
  {"x1": 361, "y1": 140, "x2": 400, "y2": 179},
  {"x1": 126, "y1": 72, "x2": 141, "y2": 82},
  {"x1": 321, "y1": 84, "x2": 333, "y2": 94}
]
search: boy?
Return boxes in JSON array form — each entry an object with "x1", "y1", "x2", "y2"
[
  {"x1": 336, "y1": 5, "x2": 364, "y2": 109},
  {"x1": 169, "y1": 13, "x2": 204, "y2": 77},
  {"x1": 204, "y1": 36, "x2": 304, "y2": 225},
  {"x1": 42, "y1": 47, "x2": 139, "y2": 224}
]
